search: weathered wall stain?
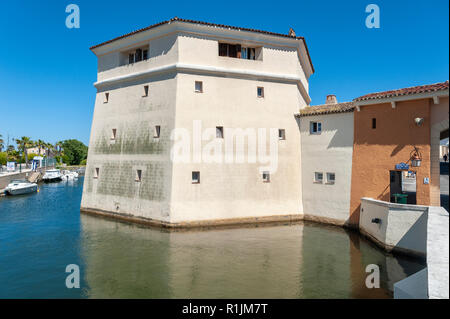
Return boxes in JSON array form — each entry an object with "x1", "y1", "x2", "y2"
[
  {"x1": 96, "y1": 162, "x2": 168, "y2": 201},
  {"x1": 92, "y1": 123, "x2": 166, "y2": 155}
]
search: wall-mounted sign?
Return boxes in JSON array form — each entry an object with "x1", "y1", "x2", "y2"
[
  {"x1": 6, "y1": 162, "x2": 15, "y2": 172},
  {"x1": 424, "y1": 177, "x2": 429, "y2": 184},
  {"x1": 395, "y1": 162, "x2": 409, "y2": 170}
]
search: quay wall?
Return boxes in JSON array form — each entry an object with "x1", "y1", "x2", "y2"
[
  {"x1": 0, "y1": 171, "x2": 32, "y2": 189},
  {"x1": 359, "y1": 197, "x2": 428, "y2": 257}
]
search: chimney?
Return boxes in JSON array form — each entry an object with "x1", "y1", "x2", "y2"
[
  {"x1": 288, "y1": 28, "x2": 296, "y2": 37},
  {"x1": 326, "y1": 94, "x2": 338, "y2": 104}
]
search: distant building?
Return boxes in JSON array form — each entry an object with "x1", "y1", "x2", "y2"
[
  {"x1": 26, "y1": 147, "x2": 46, "y2": 156},
  {"x1": 440, "y1": 144, "x2": 449, "y2": 158}
]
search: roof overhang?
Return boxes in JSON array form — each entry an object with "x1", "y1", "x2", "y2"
[
  {"x1": 354, "y1": 89, "x2": 449, "y2": 109},
  {"x1": 90, "y1": 18, "x2": 314, "y2": 77}
]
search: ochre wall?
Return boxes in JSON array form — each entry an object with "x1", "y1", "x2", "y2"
[{"x1": 349, "y1": 99, "x2": 431, "y2": 227}]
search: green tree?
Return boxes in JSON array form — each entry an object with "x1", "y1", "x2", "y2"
[
  {"x1": 14, "y1": 136, "x2": 34, "y2": 167},
  {"x1": 6, "y1": 147, "x2": 19, "y2": 162},
  {"x1": 0, "y1": 134, "x2": 4, "y2": 152},
  {"x1": 0, "y1": 152, "x2": 7, "y2": 165},
  {"x1": 61, "y1": 139, "x2": 88, "y2": 165}
]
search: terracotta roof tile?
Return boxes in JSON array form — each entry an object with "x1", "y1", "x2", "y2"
[
  {"x1": 354, "y1": 81, "x2": 449, "y2": 102},
  {"x1": 295, "y1": 102, "x2": 354, "y2": 117},
  {"x1": 89, "y1": 17, "x2": 314, "y2": 73}
]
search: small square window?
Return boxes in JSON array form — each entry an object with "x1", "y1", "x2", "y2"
[
  {"x1": 326, "y1": 172, "x2": 335, "y2": 184},
  {"x1": 143, "y1": 85, "x2": 149, "y2": 97},
  {"x1": 278, "y1": 129, "x2": 286, "y2": 140},
  {"x1": 262, "y1": 171, "x2": 270, "y2": 182},
  {"x1": 143, "y1": 49, "x2": 148, "y2": 60},
  {"x1": 314, "y1": 172, "x2": 323, "y2": 183},
  {"x1": 195, "y1": 81, "x2": 203, "y2": 93},
  {"x1": 372, "y1": 118, "x2": 377, "y2": 129},
  {"x1": 216, "y1": 126, "x2": 224, "y2": 138},
  {"x1": 110, "y1": 129, "x2": 117, "y2": 143},
  {"x1": 135, "y1": 169, "x2": 142, "y2": 182},
  {"x1": 94, "y1": 167, "x2": 100, "y2": 179},
  {"x1": 192, "y1": 171, "x2": 200, "y2": 184},
  {"x1": 154, "y1": 125, "x2": 161, "y2": 138},
  {"x1": 104, "y1": 92, "x2": 109, "y2": 103},
  {"x1": 310, "y1": 122, "x2": 322, "y2": 134},
  {"x1": 257, "y1": 87, "x2": 264, "y2": 98}
]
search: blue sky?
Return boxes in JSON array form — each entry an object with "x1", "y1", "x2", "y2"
[{"x1": 0, "y1": 0, "x2": 448, "y2": 146}]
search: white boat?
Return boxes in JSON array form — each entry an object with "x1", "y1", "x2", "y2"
[
  {"x1": 61, "y1": 170, "x2": 79, "y2": 181},
  {"x1": 42, "y1": 169, "x2": 62, "y2": 182},
  {"x1": 5, "y1": 180, "x2": 38, "y2": 195}
]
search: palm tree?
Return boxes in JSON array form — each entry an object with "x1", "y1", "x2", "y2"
[
  {"x1": 44, "y1": 142, "x2": 55, "y2": 158},
  {"x1": 55, "y1": 141, "x2": 63, "y2": 164},
  {"x1": 0, "y1": 134, "x2": 4, "y2": 152},
  {"x1": 36, "y1": 139, "x2": 45, "y2": 156},
  {"x1": 14, "y1": 136, "x2": 34, "y2": 167},
  {"x1": 55, "y1": 141, "x2": 63, "y2": 155}
]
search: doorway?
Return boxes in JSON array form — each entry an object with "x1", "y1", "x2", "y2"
[{"x1": 390, "y1": 170, "x2": 417, "y2": 204}]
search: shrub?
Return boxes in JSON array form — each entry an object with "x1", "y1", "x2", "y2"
[{"x1": 0, "y1": 152, "x2": 7, "y2": 165}]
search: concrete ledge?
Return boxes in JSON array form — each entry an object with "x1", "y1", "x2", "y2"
[
  {"x1": 359, "y1": 227, "x2": 426, "y2": 259},
  {"x1": 427, "y1": 206, "x2": 449, "y2": 299},
  {"x1": 81, "y1": 207, "x2": 304, "y2": 230},
  {"x1": 302, "y1": 214, "x2": 347, "y2": 227},
  {"x1": 394, "y1": 268, "x2": 428, "y2": 299},
  {"x1": 361, "y1": 197, "x2": 429, "y2": 212},
  {"x1": 359, "y1": 197, "x2": 428, "y2": 257}
]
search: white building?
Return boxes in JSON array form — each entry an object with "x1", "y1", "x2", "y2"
[
  {"x1": 81, "y1": 18, "x2": 314, "y2": 227},
  {"x1": 26, "y1": 147, "x2": 46, "y2": 156},
  {"x1": 296, "y1": 96, "x2": 354, "y2": 226}
]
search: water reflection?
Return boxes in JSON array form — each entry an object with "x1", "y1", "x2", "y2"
[
  {"x1": 0, "y1": 177, "x2": 425, "y2": 299},
  {"x1": 80, "y1": 215, "x2": 425, "y2": 299}
]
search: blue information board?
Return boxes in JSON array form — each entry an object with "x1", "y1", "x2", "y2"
[{"x1": 395, "y1": 162, "x2": 409, "y2": 170}]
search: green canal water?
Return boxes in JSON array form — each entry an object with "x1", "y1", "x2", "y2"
[{"x1": 0, "y1": 177, "x2": 425, "y2": 298}]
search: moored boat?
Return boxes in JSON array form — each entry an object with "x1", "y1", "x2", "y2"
[
  {"x1": 5, "y1": 180, "x2": 38, "y2": 195},
  {"x1": 61, "y1": 170, "x2": 79, "y2": 181},
  {"x1": 42, "y1": 169, "x2": 62, "y2": 182}
]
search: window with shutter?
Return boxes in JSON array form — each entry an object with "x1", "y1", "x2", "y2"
[
  {"x1": 218, "y1": 42, "x2": 259, "y2": 60},
  {"x1": 219, "y1": 43, "x2": 228, "y2": 56},
  {"x1": 310, "y1": 122, "x2": 322, "y2": 134},
  {"x1": 228, "y1": 44, "x2": 237, "y2": 58},
  {"x1": 249, "y1": 48, "x2": 255, "y2": 60},
  {"x1": 135, "y1": 49, "x2": 142, "y2": 62},
  {"x1": 236, "y1": 44, "x2": 242, "y2": 58}
]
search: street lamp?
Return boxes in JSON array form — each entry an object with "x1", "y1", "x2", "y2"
[{"x1": 410, "y1": 147, "x2": 422, "y2": 167}]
